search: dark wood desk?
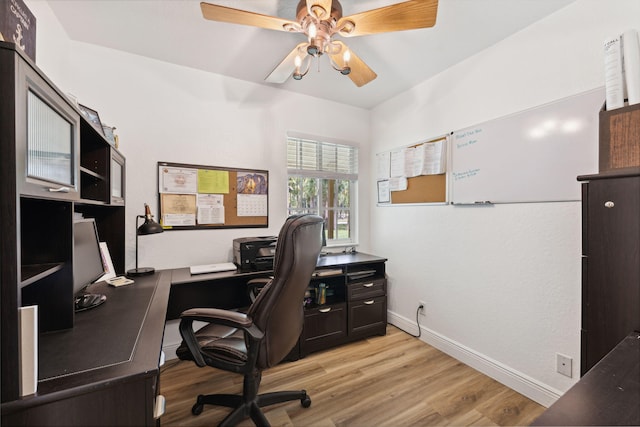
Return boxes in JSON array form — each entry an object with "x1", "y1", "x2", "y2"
[
  {"x1": 1, "y1": 271, "x2": 171, "y2": 427},
  {"x1": 167, "y1": 252, "x2": 387, "y2": 319},
  {"x1": 532, "y1": 331, "x2": 640, "y2": 426},
  {"x1": 167, "y1": 252, "x2": 388, "y2": 358},
  {"x1": 167, "y1": 267, "x2": 268, "y2": 320}
]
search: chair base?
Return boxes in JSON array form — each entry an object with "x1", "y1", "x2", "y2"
[{"x1": 192, "y1": 390, "x2": 311, "y2": 427}]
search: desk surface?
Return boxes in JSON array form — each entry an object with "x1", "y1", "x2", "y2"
[
  {"x1": 532, "y1": 331, "x2": 640, "y2": 426},
  {"x1": 2, "y1": 271, "x2": 171, "y2": 415},
  {"x1": 171, "y1": 252, "x2": 387, "y2": 285}
]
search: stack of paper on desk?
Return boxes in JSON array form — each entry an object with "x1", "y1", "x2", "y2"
[{"x1": 190, "y1": 262, "x2": 237, "y2": 275}]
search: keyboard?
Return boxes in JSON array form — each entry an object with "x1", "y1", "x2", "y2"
[{"x1": 190, "y1": 262, "x2": 237, "y2": 275}]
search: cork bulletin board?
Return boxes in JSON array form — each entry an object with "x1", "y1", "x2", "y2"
[
  {"x1": 157, "y1": 161, "x2": 268, "y2": 230},
  {"x1": 376, "y1": 135, "x2": 449, "y2": 205}
]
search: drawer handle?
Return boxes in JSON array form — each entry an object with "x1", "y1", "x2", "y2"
[
  {"x1": 604, "y1": 201, "x2": 615, "y2": 208},
  {"x1": 363, "y1": 300, "x2": 375, "y2": 305},
  {"x1": 319, "y1": 307, "x2": 331, "y2": 313},
  {"x1": 48, "y1": 186, "x2": 70, "y2": 193},
  {"x1": 362, "y1": 283, "x2": 374, "y2": 288}
]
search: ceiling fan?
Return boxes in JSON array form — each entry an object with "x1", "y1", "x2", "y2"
[{"x1": 199, "y1": 0, "x2": 439, "y2": 87}]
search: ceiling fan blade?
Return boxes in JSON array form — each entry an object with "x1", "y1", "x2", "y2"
[
  {"x1": 201, "y1": 2, "x2": 300, "y2": 32},
  {"x1": 329, "y1": 41, "x2": 377, "y2": 87},
  {"x1": 265, "y1": 43, "x2": 309, "y2": 84},
  {"x1": 306, "y1": 0, "x2": 333, "y2": 20},
  {"x1": 337, "y1": 0, "x2": 438, "y2": 37}
]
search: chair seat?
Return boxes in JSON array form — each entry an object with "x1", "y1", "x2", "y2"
[{"x1": 177, "y1": 323, "x2": 248, "y2": 365}]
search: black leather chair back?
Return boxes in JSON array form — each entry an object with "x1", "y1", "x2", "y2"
[{"x1": 247, "y1": 214, "x2": 323, "y2": 369}]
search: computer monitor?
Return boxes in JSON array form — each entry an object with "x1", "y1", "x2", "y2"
[{"x1": 73, "y1": 218, "x2": 107, "y2": 312}]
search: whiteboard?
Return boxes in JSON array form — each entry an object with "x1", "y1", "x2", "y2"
[{"x1": 451, "y1": 88, "x2": 604, "y2": 204}]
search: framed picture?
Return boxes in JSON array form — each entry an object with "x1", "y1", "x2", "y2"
[
  {"x1": 377, "y1": 180, "x2": 391, "y2": 203},
  {"x1": 78, "y1": 104, "x2": 104, "y2": 136}
]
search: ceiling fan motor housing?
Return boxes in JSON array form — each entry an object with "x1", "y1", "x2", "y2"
[{"x1": 297, "y1": 0, "x2": 342, "y2": 56}]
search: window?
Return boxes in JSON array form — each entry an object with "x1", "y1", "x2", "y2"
[{"x1": 287, "y1": 135, "x2": 358, "y2": 246}]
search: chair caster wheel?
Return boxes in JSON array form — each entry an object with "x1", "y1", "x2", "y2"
[
  {"x1": 301, "y1": 395, "x2": 311, "y2": 408},
  {"x1": 192, "y1": 403, "x2": 204, "y2": 416}
]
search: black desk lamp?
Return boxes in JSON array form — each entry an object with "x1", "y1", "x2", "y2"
[{"x1": 126, "y1": 203, "x2": 163, "y2": 277}]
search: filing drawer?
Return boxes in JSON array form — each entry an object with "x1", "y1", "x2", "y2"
[
  {"x1": 348, "y1": 296, "x2": 387, "y2": 338},
  {"x1": 347, "y1": 278, "x2": 386, "y2": 301},
  {"x1": 301, "y1": 302, "x2": 347, "y2": 355}
]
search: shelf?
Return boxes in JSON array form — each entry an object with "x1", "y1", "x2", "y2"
[
  {"x1": 80, "y1": 166, "x2": 106, "y2": 181},
  {"x1": 20, "y1": 263, "x2": 64, "y2": 288},
  {"x1": 312, "y1": 268, "x2": 343, "y2": 277}
]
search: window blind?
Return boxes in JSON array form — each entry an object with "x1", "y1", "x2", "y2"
[{"x1": 287, "y1": 137, "x2": 358, "y2": 180}]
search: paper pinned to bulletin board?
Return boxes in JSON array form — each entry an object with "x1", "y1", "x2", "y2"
[
  {"x1": 376, "y1": 134, "x2": 449, "y2": 205},
  {"x1": 158, "y1": 161, "x2": 269, "y2": 230}
]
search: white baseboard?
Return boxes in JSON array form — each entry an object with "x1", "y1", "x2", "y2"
[
  {"x1": 387, "y1": 310, "x2": 561, "y2": 407},
  {"x1": 163, "y1": 343, "x2": 180, "y2": 361}
]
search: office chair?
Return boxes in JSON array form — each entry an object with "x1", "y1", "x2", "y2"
[{"x1": 177, "y1": 214, "x2": 324, "y2": 427}]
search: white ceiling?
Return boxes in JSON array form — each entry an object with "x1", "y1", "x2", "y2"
[{"x1": 47, "y1": 0, "x2": 575, "y2": 109}]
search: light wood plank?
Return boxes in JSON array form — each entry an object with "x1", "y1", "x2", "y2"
[{"x1": 160, "y1": 326, "x2": 545, "y2": 426}]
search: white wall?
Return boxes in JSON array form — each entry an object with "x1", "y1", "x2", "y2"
[
  {"x1": 23, "y1": 0, "x2": 72, "y2": 90},
  {"x1": 27, "y1": 0, "x2": 372, "y2": 366},
  {"x1": 26, "y1": 2, "x2": 372, "y2": 271},
  {"x1": 371, "y1": 0, "x2": 640, "y2": 406},
  {"x1": 63, "y1": 43, "x2": 372, "y2": 269},
  {"x1": 26, "y1": 0, "x2": 640, "y2": 409}
]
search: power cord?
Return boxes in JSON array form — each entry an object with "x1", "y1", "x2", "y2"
[{"x1": 408, "y1": 304, "x2": 423, "y2": 338}]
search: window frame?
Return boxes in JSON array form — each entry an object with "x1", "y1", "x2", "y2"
[{"x1": 286, "y1": 134, "x2": 358, "y2": 247}]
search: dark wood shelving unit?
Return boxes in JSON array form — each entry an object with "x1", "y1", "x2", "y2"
[
  {"x1": 20, "y1": 263, "x2": 65, "y2": 288},
  {"x1": 1, "y1": 41, "x2": 132, "y2": 422},
  {"x1": 300, "y1": 253, "x2": 387, "y2": 357},
  {"x1": 578, "y1": 168, "x2": 640, "y2": 375}
]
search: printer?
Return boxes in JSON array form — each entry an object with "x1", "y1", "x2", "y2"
[{"x1": 233, "y1": 236, "x2": 277, "y2": 271}]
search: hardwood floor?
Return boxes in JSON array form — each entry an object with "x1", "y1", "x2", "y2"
[{"x1": 160, "y1": 326, "x2": 546, "y2": 426}]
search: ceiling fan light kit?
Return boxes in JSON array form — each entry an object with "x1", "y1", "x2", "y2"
[{"x1": 200, "y1": 0, "x2": 438, "y2": 87}]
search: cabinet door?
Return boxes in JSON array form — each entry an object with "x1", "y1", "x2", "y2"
[
  {"x1": 348, "y1": 296, "x2": 387, "y2": 338},
  {"x1": 301, "y1": 303, "x2": 346, "y2": 355},
  {"x1": 583, "y1": 176, "x2": 640, "y2": 373}
]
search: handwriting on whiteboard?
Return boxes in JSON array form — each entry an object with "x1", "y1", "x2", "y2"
[
  {"x1": 452, "y1": 169, "x2": 481, "y2": 181},
  {"x1": 454, "y1": 128, "x2": 483, "y2": 149}
]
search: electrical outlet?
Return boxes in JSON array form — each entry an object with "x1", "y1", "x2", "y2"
[
  {"x1": 556, "y1": 353, "x2": 572, "y2": 378},
  {"x1": 418, "y1": 300, "x2": 426, "y2": 316}
]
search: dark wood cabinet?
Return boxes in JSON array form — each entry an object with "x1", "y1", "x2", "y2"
[
  {"x1": 1, "y1": 41, "x2": 130, "y2": 414},
  {"x1": 578, "y1": 168, "x2": 640, "y2": 375},
  {"x1": 299, "y1": 253, "x2": 387, "y2": 357}
]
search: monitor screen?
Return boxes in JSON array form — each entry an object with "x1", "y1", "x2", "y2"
[{"x1": 73, "y1": 219, "x2": 106, "y2": 311}]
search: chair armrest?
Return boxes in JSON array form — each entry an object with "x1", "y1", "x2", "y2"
[
  {"x1": 181, "y1": 307, "x2": 252, "y2": 329},
  {"x1": 179, "y1": 308, "x2": 265, "y2": 368}
]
